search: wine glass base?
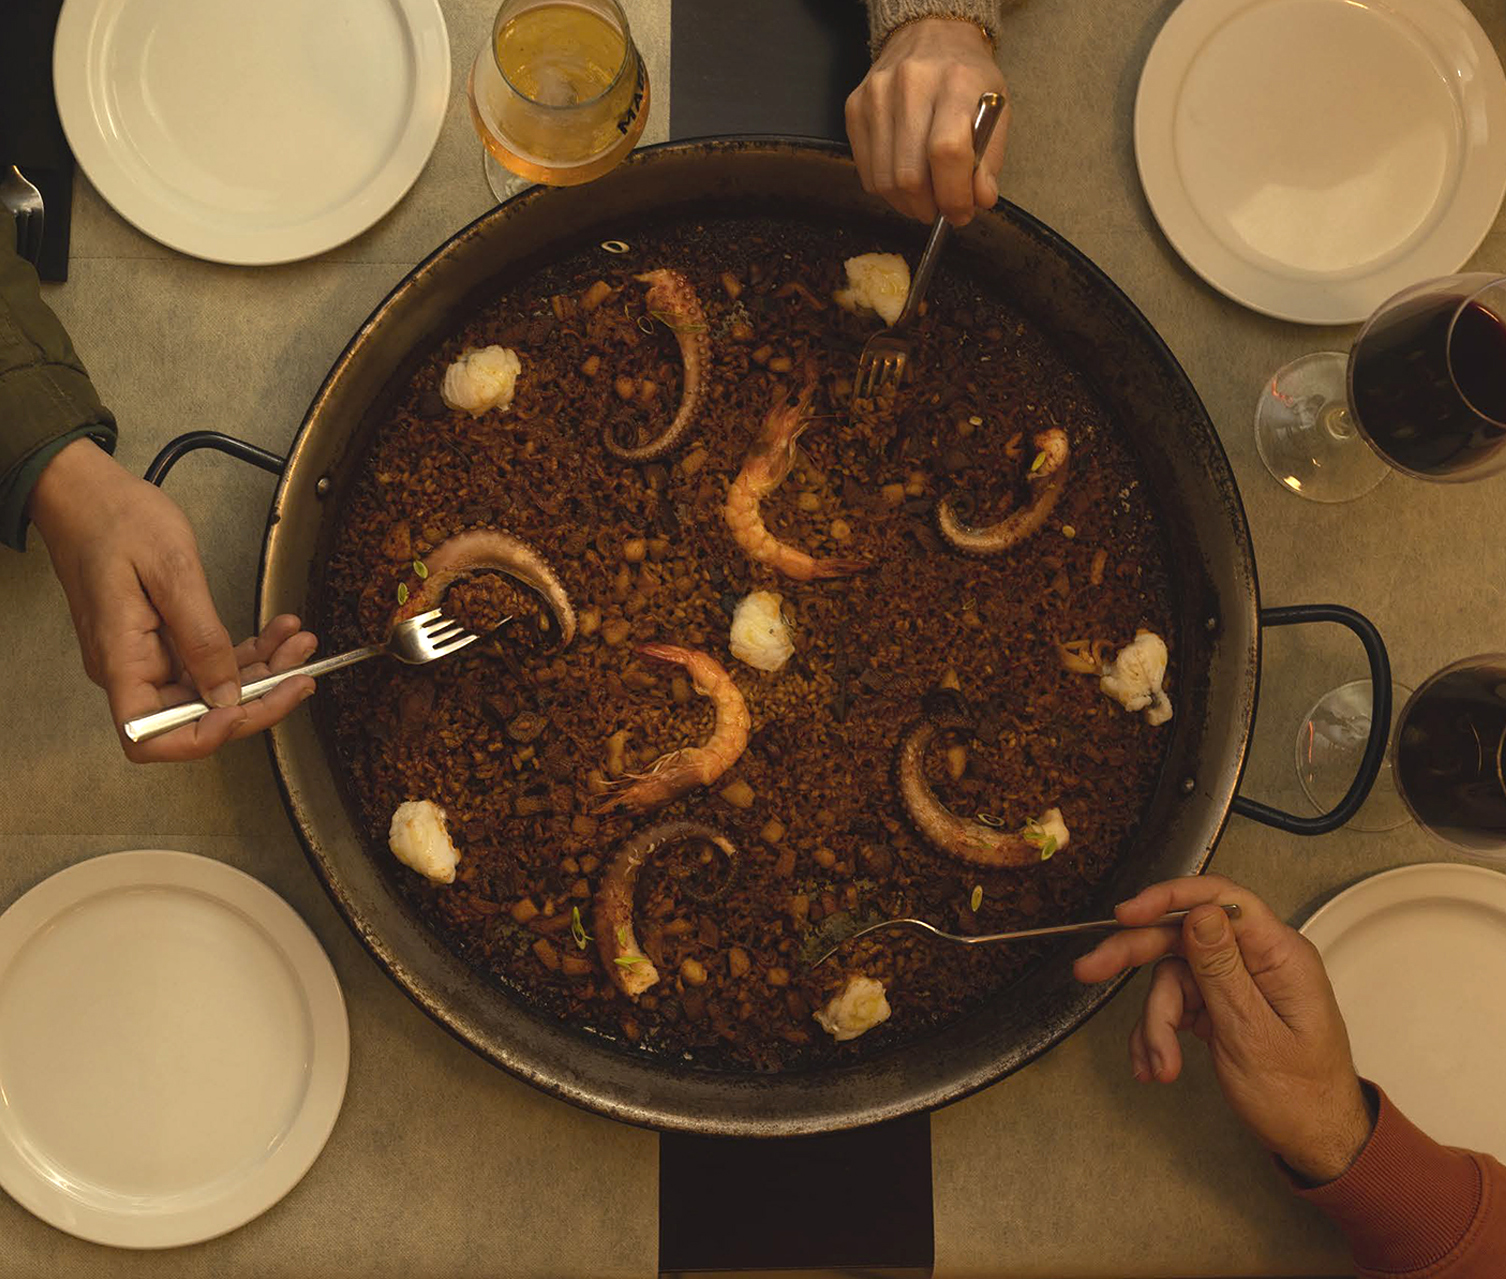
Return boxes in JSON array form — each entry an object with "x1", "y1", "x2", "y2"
[
  {"x1": 483, "y1": 149, "x2": 534, "y2": 205},
  {"x1": 1254, "y1": 351, "x2": 1391, "y2": 503},
  {"x1": 1296, "y1": 678, "x2": 1414, "y2": 832}
]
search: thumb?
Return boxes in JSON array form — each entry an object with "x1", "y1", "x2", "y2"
[{"x1": 1182, "y1": 905, "x2": 1266, "y2": 1031}]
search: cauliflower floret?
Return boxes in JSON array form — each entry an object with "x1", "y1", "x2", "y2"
[
  {"x1": 833, "y1": 253, "x2": 910, "y2": 326},
  {"x1": 440, "y1": 345, "x2": 522, "y2": 417},
  {"x1": 388, "y1": 800, "x2": 462, "y2": 884},
  {"x1": 1025, "y1": 807, "x2": 1070, "y2": 860},
  {"x1": 1099, "y1": 629, "x2": 1173, "y2": 726},
  {"x1": 814, "y1": 974, "x2": 891, "y2": 1042},
  {"x1": 728, "y1": 590, "x2": 794, "y2": 672}
]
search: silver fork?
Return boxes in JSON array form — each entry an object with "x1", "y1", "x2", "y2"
[
  {"x1": 1, "y1": 166, "x2": 45, "y2": 266},
  {"x1": 123, "y1": 608, "x2": 486, "y2": 744},
  {"x1": 809, "y1": 904, "x2": 1242, "y2": 966},
  {"x1": 852, "y1": 91, "x2": 1006, "y2": 405}
]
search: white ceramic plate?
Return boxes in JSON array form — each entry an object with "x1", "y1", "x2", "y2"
[
  {"x1": 1135, "y1": 0, "x2": 1506, "y2": 324},
  {"x1": 1302, "y1": 862, "x2": 1506, "y2": 1162},
  {"x1": 0, "y1": 850, "x2": 349, "y2": 1248},
  {"x1": 54, "y1": 0, "x2": 451, "y2": 264}
]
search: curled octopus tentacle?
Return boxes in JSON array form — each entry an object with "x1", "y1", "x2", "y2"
[
  {"x1": 937, "y1": 428, "x2": 1069, "y2": 556},
  {"x1": 895, "y1": 711, "x2": 1060, "y2": 869},
  {"x1": 723, "y1": 379, "x2": 870, "y2": 581},
  {"x1": 603, "y1": 269, "x2": 709, "y2": 463},
  {"x1": 596, "y1": 644, "x2": 750, "y2": 813},
  {"x1": 392, "y1": 529, "x2": 576, "y2": 646},
  {"x1": 595, "y1": 821, "x2": 739, "y2": 999}
]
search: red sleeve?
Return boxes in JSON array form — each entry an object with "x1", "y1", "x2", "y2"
[{"x1": 1292, "y1": 1085, "x2": 1506, "y2": 1277}]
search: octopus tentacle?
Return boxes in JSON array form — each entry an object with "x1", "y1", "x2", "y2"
[
  {"x1": 393, "y1": 529, "x2": 576, "y2": 646},
  {"x1": 937, "y1": 428, "x2": 1069, "y2": 556},
  {"x1": 895, "y1": 713, "x2": 1061, "y2": 869},
  {"x1": 596, "y1": 645, "x2": 750, "y2": 813},
  {"x1": 603, "y1": 269, "x2": 709, "y2": 462},
  {"x1": 595, "y1": 821, "x2": 739, "y2": 998},
  {"x1": 724, "y1": 380, "x2": 870, "y2": 581}
]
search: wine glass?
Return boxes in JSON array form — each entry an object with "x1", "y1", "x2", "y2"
[
  {"x1": 467, "y1": 0, "x2": 650, "y2": 204},
  {"x1": 1297, "y1": 659, "x2": 1506, "y2": 854},
  {"x1": 1393, "y1": 656, "x2": 1506, "y2": 858},
  {"x1": 1255, "y1": 273, "x2": 1506, "y2": 503}
]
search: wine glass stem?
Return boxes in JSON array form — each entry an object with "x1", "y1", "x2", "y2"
[{"x1": 1324, "y1": 404, "x2": 1357, "y2": 440}]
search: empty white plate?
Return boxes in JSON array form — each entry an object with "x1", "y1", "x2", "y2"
[
  {"x1": 54, "y1": 0, "x2": 451, "y2": 264},
  {"x1": 0, "y1": 850, "x2": 348, "y2": 1247},
  {"x1": 1302, "y1": 861, "x2": 1506, "y2": 1162},
  {"x1": 1135, "y1": 0, "x2": 1506, "y2": 324}
]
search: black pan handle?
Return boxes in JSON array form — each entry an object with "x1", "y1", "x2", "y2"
[
  {"x1": 1231, "y1": 604, "x2": 1391, "y2": 836},
  {"x1": 145, "y1": 431, "x2": 286, "y2": 486}
]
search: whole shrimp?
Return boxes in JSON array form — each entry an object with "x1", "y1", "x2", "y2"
[
  {"x1": 723, "y1": 380, "x2": 870, "y2": 581},
  {"x1": 597, "y1": 645, "x2": 751, "y2": 813}
]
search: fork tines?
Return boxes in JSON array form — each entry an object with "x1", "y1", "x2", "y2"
[{"x1": 2, "y1": 166, "x2": 45, "y2": 267}]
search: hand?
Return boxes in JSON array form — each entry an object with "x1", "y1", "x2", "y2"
[
  {"x1": 1074, "y1": 875, "x2": 1376, "y2": 1184},
  {"x1": 28, "y1": 440, "x2": 318, "y2": 763},
  {"x1": 845, "y1": 17, "x2": 1010, "y2": 226}
]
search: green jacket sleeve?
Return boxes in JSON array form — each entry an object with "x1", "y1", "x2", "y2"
[{"x1": 0, "y1": 223, "x2": 118, "y2": 551}]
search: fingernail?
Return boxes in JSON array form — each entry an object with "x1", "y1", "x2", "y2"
[
  {"x1": 1192, "y1": 909, "x2": 1226, "y2": 944},
  {"x1": 299, "y1": 684, "x2": 317, "y2": 704},
  {"x1": 208, "y1": 681, "x2": 241, "y2": 709},
  {"x1": 1148, "y1": 1050, "x2": 1163, "y2": 1078}
]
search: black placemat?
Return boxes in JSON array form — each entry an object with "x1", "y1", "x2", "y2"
[
  {"x1": 1, "y1": 0, "x2": 73, "y2": 281},
  {"x1": 668, "y1": 0, "x2": 869, "y2": 143},
  {"x1": 659, "y1": 1115, "x2": 934, "y2": 1273}
]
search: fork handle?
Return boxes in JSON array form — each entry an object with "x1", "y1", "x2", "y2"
[
  {"x1": 894, "y1": 91, "x2": 1007, "y2": 330},
  {"x1": 122, "y1": 644, "x2": 383, "y2": 743},
  {"x1": 967, "y1": 904, "x2": 1241, "y2": 945}
]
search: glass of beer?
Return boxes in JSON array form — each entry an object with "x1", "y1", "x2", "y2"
[{"x1": 468, "y1": 0, "x2": 651, "y2": 203}]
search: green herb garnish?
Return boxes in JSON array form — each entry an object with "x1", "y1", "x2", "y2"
[
  {"x1": 1030, "y1": 451, "x2": 1047, "y2": 473},
  {"x1": 616, "y1": 925, "x2": 629, "y2": 947},
  {"x1": 970, "y1": 885, "x2": 983, "y2": 912},
  {"x1": 614, "y1": 955, "x2": 646, "y2": 968},
  {"x1": 1039, "y1": 835, "x2": 1058, "y2": 861},
  {"x1": 413, "y1": 559, "x2": 429, "y2": 579},
  {"x1": 396, "y1": 581, "x2": 409, "y2": 605},
  {"x1": 570, "y1": 906, "x2": 591, "y2": 950},
  {"x1": 975, "y1": 812, "x2": 1007, "y2": 828}
]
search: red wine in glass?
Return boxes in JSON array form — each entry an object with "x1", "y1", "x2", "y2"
[
  {"x1": 1254, "y1": 273, "x2": 1506, "y2": 502},
  {"x1": 1349, "y1": 288, "x2": 1506, "y2": 478},
  {"x1": 1395, "y1": 657, "x2": 1506, "y2": 854}
]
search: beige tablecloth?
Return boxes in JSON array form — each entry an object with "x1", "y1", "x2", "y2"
[{"x1": 2, "y1": 1, "x2": 1503, "y2": 1275}]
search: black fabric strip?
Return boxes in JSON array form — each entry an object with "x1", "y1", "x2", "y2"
[
  {"x1": 667, "y1": 0, "x2": 870, "y2": 143},
  {"x1": 659, "y1": 1114, "x2": 934, "y2": 1272}
]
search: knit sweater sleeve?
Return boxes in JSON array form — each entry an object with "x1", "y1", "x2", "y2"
[
  {"x1": 1292, "y1": 1086, "x2": 1506, "y2": 1277},
  {"x1": 863, "y1": 0, "x2": 1008, "y2": 55}
]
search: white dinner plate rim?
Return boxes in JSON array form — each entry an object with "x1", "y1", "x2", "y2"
[
  {"x1": 1134, "y1": 0, "x2": 1506, "y2": 325},
  {"x1": 52, "y1": 0, "x2": 451, "y2": 265},
  {"x1": 1300, "y1": 860, "x2": 1506, "y2": 943},
  {"x1": 0, "y1": 850, "x2": 349, "y2": 1249},
  {"x1": 1300, "y1": 860, "x2": 1506, "y2": 1158}
]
